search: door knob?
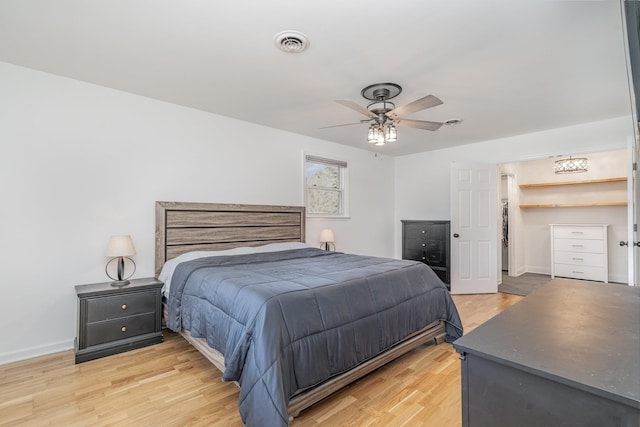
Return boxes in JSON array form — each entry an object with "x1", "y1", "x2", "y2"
[{"x1": 453, "y1": 233, "x2": 460, "y2": 238}]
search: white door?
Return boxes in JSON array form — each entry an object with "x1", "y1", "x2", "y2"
[
  {"x1": 450, "y1": 162, "x2": 498, "y2": 294},
  {"x1": 622, "y1": 0, "x2": 639, "y2": 285}
]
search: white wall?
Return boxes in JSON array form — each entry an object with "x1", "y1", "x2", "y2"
[
  {"x1": 394, "y1": 117, "x2": 634, "y2": 277},
  {"x1": 0, "y1": 62, "x2": 395, "y2": 364}
]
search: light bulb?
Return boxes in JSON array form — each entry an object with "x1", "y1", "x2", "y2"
[
  {"x1": 367, "y1": 125, "x2": 377, "y2": 143},
  {"x1": 385, "y1": 124, "x2": 397, "y2": 142}
]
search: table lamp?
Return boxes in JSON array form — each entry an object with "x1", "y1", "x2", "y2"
[
  {"x1": 105, "y1": 235, "x2": 136, "y2": 286},
  {"x1": 320, "y1": 229, "x2": 335, "y2": 251}
]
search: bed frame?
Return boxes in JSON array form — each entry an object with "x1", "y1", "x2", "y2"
[{"x1": 155, "y1": 201, "x2": 447, "y2": 418}]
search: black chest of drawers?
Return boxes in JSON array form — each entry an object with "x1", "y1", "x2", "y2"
[
  {"x1": 75, "y1": 277, "x2": 163, "y2": 363},
  {"x1": 401, "y1": 220, "x2": 450, "y2": 287}
]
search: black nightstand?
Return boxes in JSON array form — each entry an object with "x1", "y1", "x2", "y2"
[{"x1": 75, "y1": 277, "x2": 163, "y2": 363}]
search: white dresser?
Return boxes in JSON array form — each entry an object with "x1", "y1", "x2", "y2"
[{"x1": 550, "y1": 224, "x2": 608, "y2": 283}]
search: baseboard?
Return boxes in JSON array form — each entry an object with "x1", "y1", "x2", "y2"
[
  {"x1": 607, "y1": 273, "x2": 628, "y2": 285},
  {"x1": 0, "y1": 339, "x2": 74, "y2": 365},
  {"x1": 523, "y1": 266, "x2": 549, "y2": 275},
  {"x1": 523, "y1": 266, "x2": 628, "y2": 285}
]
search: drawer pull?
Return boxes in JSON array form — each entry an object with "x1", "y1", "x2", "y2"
[
  {"x1": 571, "y1": 245, "x2": 584, "y2": 248},
  {"x1": 572, "y1": 258, "x2": 584, "y2": 261},
  {"x1": 422, "y1": 257, "x2": 426, "y2": 260},
  {"x1": 421, "y1": 230, "x2": 425, "y2": 234},
  {"x1": 121, "y1": 326, "x2": 127, "y2": 332},
  {"x1": 572, "y1": 271, "x2": 584, "y2": 274},
  {"x1": 571, "y1": 231, "x2": 584, "y2": 234},
  {"x1": 121, "y1": 304, "x2": 127, "y2": 310},
  {"x1": 422, "y1": 243, "x2": 426, "y2": 247}
]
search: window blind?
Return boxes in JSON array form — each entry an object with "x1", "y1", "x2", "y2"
[{"x1": 305, "y1": 155, "x2": 347, "y2": 168}]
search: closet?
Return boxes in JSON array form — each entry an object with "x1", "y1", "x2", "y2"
[{"x1": 501, "y1": 149, "x2": 628, "y2": 284}]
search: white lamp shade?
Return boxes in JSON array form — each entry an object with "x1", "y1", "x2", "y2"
[
  {"x1": 105, "y1": 235, "x2": 136, "y2": 257},
  {"x1": 320, "y1": 229, "x2": 335, "y2": 243}
]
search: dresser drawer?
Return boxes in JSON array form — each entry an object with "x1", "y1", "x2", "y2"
[
  {"x1": 553, "y1": 251, "x2": 605, "y2": 268},
  {"x1": 87, "y1": 291, "x2": 156, "y2": 322},
  {"x1": 554, "y1": 238, "x2": 604, "y2": 254},
  {"x1": 403, "y1": 223, "x2": 430, "y2": 237},
  {"x1": 553, "y1": 264, "x2": 606, "y2": 282},
  {"x1": 404, "y1": 248, "x2": 426, "y2": 261},
  {"x1": 553, "y1": 226, "x2": 604, "y2": 240},
  {"x1": 404, "y1": 239, "x2": 428, "y2": 251},
  {"x1": 86, "y1": 312, "x2": 157, "y2": 347}
]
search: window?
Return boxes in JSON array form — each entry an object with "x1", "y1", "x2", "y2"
[{"x1": 305, "y1": 155, "x2": 348, "y2": 216}]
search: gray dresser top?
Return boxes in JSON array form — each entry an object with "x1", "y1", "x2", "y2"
[{"x1": 453, "y1": 280, "x2": 639, "y2": 407}]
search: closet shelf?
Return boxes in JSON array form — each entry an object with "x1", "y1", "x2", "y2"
[
  {"x1": 519, "y1": 177, "x2": 626, "y2": 188},
  {"x1": 519, "y1": 201, "x2": 627, "y2": 209}
]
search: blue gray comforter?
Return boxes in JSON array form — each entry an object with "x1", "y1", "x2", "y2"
[{"x1": 167, "y1": 248, "x2": 462, "y2": 426}]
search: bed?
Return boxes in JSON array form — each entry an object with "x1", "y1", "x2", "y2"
[{"x1": 155, "y1": 201, "x2": 463, "y2": 426}]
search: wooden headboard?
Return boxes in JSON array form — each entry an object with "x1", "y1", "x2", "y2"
[{"x1": 155, "y1": 201, "x2": 306, "y2": 277}]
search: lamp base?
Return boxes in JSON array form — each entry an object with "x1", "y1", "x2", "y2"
[
  {"x1": 106, "y1": 257, "x2": 136, "y2": 287},
  {"x1": 110, "y1": 280, "x2": 131, "y2": 287},
  {"x1": 321, "y1": 242, "x2": 335, "y2": 251}
]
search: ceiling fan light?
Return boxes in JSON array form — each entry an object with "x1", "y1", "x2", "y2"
[
  {"x1": 367, "y1": 125, "x2": 377, "y2": 143},
  {"x1": 368, "y1": 124, "x2": 384, "y2": 144},
  {"x1": 385, "y1": 124, "x2": 397, "y2": 142}
]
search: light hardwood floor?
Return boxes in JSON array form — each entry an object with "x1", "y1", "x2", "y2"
[{"x1": 0, "y1": 293, "x2": 523, "y2": 426}]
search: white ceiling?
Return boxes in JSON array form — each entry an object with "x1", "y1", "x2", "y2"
[{"x1": 0, "y1": 0, "x2": 633, "y2": 156}]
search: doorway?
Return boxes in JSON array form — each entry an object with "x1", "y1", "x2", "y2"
[{"x1": 499, "y1": 149, "x2": 630, "y2": 284}]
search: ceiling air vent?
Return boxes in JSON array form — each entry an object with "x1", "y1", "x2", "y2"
[{"x1": 274, "y1": 31, "x2": 309, "y2": 53}]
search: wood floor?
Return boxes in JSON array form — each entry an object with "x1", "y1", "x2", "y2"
[{"x1": 0, "y1": 292, "x2": 523, "y2": 426}]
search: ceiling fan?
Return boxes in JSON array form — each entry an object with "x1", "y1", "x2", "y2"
[{"x1": 324, "y1": 83, "x2": 445, "y2": 146}]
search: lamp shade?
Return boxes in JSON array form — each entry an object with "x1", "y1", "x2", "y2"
[
  {"x1": 385, "y1": 124, "x2": 397, "y2": 142},
  {"x1": 320, "y1": 229, "x2": 335, "y2": 243},
  {"x1": 105, "y1": 235, "x2": 136, "y2": 257}
]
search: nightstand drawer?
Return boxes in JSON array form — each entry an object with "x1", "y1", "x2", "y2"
[
  {"x1": 87, "y1": 291, "x2": 156, "y2": 322},
  {"x1": 86, "y1": 312, "x2": 157, "y2": 347}
]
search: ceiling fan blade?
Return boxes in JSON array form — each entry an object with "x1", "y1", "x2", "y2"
[
  {"x1": 336, "y1": 100, "x2": 378, "y2": 119},
  {"x1": 386, "y1": 94, "x2": 443, "y2": 119},
  {"x1": 394, "y1": 118, "x2": 444, "y2": 131},
  {"x1": 319, "y1": 121, "x2": 367, "y2": 129}
]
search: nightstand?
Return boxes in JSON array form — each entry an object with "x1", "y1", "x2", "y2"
[{"x1": 75, "y1": 277, "x2": 163, "y2": 363}]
